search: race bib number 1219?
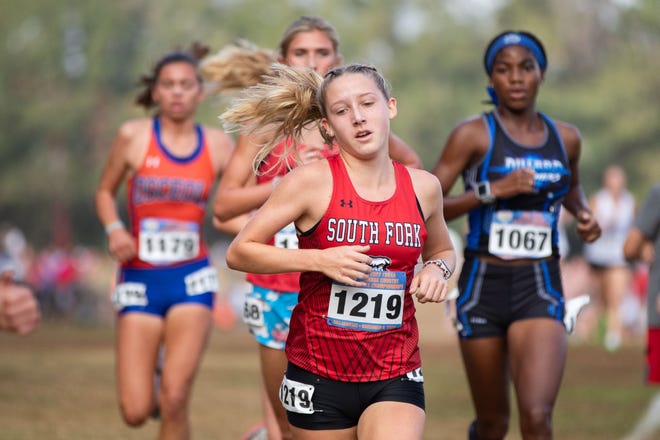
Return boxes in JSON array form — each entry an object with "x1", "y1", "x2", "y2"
[{"x1": 327, "y1": 270, "x2": 406, "y2": 332}]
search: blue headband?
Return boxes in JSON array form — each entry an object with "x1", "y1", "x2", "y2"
[{"x1": 484, "y1": 32, "x2": 546, "y2": 75}]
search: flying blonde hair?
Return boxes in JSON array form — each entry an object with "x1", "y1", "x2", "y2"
[
  {"x1": 220, "y1": 63, "x2": 326, "y2": 170},
  {"x1": 199, "y1": 39, "x2": 277, "y2": 95}
]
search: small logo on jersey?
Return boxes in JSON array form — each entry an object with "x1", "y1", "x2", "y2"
[
  {"x1": 369, "y1": 256, "x2": 391, "y2": 271},
  {"x1": 145, "y1": 156, "x2": 160, "y2": 168},
  {"x1": 340, "y1": 199, "x2": 353, "y2": 208}
]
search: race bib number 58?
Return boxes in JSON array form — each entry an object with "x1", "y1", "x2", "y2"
[{"x1": 243, "y1": 296, "x2": 265, "y2": 328}]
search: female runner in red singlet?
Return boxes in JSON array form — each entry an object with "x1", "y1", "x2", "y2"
[
  {"x1": 201, "y1": 16, "x2": 422, "y2": 440},
  {"x1": 222, "y1": 63, "x2": 455, "y2": 439}
]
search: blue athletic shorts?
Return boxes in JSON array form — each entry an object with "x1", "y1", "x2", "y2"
[
  {"x1": 282, "y1": 362, "x2": 425, "y2": 430},
  {"x1": 456, "y1": 256, "x2": 564, "y2": 338},
  {"x1": 113, "y1": 258, "x2": 217, "y2": 317},
  {"x1": 243, "y1": 285, "x2": 297, "y2": 350}
]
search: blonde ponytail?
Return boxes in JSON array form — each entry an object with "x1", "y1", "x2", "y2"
[
  {"x1": 200, "y1": 40, "x2": 277, "y2": 95},
  {"x1": 220, "y1": 64, "x2": 328, "y2": 171}
]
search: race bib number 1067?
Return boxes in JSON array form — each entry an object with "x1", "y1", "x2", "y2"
[{"x1": 488, "y1": 210, "x2": 553, "y2": 259}]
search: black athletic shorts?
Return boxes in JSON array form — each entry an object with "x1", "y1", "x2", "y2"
[
  {"x1": 456, "y1": 256, "x2": 564, "y2": 338},
  {"x1": 282, "y1": 362, "x2": 425, "y2": 430}
]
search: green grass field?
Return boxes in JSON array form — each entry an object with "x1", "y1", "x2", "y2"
[{"x1": 0, "y1": 308, "x2": 653, "y2": 440}]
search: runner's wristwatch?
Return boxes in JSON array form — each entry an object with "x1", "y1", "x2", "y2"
[{"x1": 475, "y1": 181, "x2": 496, "y2": 204}]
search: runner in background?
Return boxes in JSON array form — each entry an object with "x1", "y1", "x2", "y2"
[
  {"x1": 622, "y1": 182, "x2": 660, "y2": 440},
  {"x1": 430, "y1": 30, "x2": 601, "y2": 439},
  {"x1": 583, "y1": 165, "x2": 636, "y2": 351},
  {"x1": 95, "y1": 43, "x2": 236, "y2": 439}
]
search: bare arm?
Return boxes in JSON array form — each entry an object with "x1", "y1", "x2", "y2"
[
  {"x1": 202, "y1": 125, "x2": 248, "y2": 236},
  {"x1": 557, "y1": 122, "x2": 601, "y2": 243},
  {"x1": 205, "y1": 125, "x2": 236, "y2": 177},
  {"x1": 430, "y1": 117, "x2": 490, "y2": 221},
  {"x1": 623, "y1": 185, "x2": 659, "y2": 264},
  {"x1": 95, "y1": 122, "x2": 134, "y2": 227},
  {"x1": 213, "y1": 213, "x2": 252, "y2": 236},
  {"x1": 94, "y1": 120, "x2": 148, "y2": 262},
  {"x1": 0, "y1": 271, "x2": 40, "y2": 335},
  {"x1": 212, "y1": 132, "x2": 273, "y2": 222},
  {"x1": 623, "y1": 228, "x2": 654, "y2": 264},
  {"x1": 225, "y1": 161, "x2": 373, "y2": 286},
  {"x1": 408, "y1": 169, "x2": 456, "y2": 303}
]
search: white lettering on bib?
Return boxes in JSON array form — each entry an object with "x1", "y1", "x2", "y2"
[
  {"x1": 327, "y1": 270, "x2": 406, "y2": 332},
  {"x1": 280, "y1": 376, "x2": 315, "y2": 414},
  {"x1": 488, "y1": 210, "x2": 553, "y2": 259},
  {"x1": 112, "y1": 282, "x2": 147, "y2": 310},
  {"x1": 184, "y1": 266, "x2": 219, "y2": 296},
  {"x1": 139, "y1": 218, "x2": 199, "y2": 265}
]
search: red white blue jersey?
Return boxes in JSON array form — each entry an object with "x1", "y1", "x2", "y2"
[
  {"x1": 247, "y1": 138, "x2": 338, "y2": 292},
  {"x1": 124, "y1": 118, "x2": 215, "y2": 269},
  {"x1": 286, "y1": 155, "x2": 427, "y2": 382}
]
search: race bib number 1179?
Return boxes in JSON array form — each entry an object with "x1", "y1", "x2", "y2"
[{"x1": 139, "y1": 218, "x2": 199, "y2": 265}]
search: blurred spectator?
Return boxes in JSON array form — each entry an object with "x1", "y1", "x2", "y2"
[
  {"x1": 583, "y1": 165, "x2": 636, "y2": 351},
  {"x1": 30, "y1": 245, "x2": 81, "y2": 317},
  {"x1": 622, "y1": 182, "x2": 660, "y2": 440}
]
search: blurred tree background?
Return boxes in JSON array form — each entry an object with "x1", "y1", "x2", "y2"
[{"x1": 1, "y1": 0, "x2": 658, "y2": 249}]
